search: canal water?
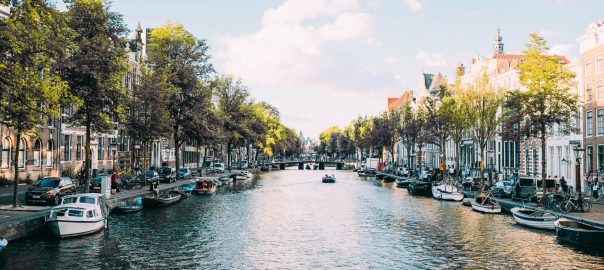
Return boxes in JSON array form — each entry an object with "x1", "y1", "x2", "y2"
[{"x1": 1, "y1": 169, "x2": 603, "y2": 269}]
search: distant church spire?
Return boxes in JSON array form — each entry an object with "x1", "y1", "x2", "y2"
[{"x1": 493, "y1": 27, "x2": 504, "y2": 55}]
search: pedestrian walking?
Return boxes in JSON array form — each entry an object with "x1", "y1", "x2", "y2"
[{"x1": 111, "y1": 172, "x2": 118, "y2": 195}]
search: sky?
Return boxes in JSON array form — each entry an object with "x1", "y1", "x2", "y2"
[{"x1": 104, "y1": 0, "x2": 604, "y2": 139}]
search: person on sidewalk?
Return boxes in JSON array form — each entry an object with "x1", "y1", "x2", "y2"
[{"x1": 111, "y1": 172, "x2": 118, "y2": 195}]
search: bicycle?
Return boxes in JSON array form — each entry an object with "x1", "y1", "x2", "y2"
[{"x1": 558, "y1": 194, "x2": 592, "y2": 213}]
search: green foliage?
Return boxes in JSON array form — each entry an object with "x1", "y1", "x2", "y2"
[{"x1": 61, "y1": 165, "x2": 76, "y2": 179}]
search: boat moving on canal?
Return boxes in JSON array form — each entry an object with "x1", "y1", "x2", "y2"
[
  {"x1": 431, "y1": 184, "x2": 464, "y2": 201},
  {"x1": 471, "y1": 194, "x2": 501, "y2": 214},
  {"x1": 193, "y1": 179, "x2": 217, "y2": 195},
  {"x1": 322, "y1": 175, "x2": 336, "y2": 183},
  {"x1": 510, "y1": 207, "x2": 557, "y2": 230},
  {"x1": 47, "y1": 193, "x2": 108, "y2": 238},
  {"x1": 237, "y1": 171, "x2": 253, "y2": 180},
  {"x1": 142, "y1": 194, "x2": 181, "y2": 207},
  {"x1": 554, "y1": 218, "x2": 604, "y2": 249}
]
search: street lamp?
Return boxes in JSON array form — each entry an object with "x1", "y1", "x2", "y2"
[
  {"x1": 133, "y1": 143, "x2": 141, "y2": 171},
  {"x1": 573, "y1": 144, "x2": 585, "y2": 211},
  {"x1": 110, "y1": 141, "x2": 118, "y2": 172}
]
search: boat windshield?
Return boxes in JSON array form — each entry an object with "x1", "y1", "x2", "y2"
[
  {"x1": 62, "y1": 197, "x2": 77, "y2": 204},
  {"x1": 68, "y1": 209, "x2": 84, "y2": 217},
  {"x1": 503, "y1": 182, "x2": 513, "y2": 186}
]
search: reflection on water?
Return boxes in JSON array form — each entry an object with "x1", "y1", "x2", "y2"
[{"x1": 1, "y1": 169, "x2": 603, "y2": 269}]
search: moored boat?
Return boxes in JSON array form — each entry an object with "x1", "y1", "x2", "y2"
[
  {"x1": 115, "y1": 204, "x2": 143, "y2": 213},
  {"x1": 408, "y1": 181, "x2": 432, "y2": 196},
  {"x1": 554, "y1": 218, "x2": 604, "y2": 249},
  {"x1": 376, "y1": 173, "x2": 385, "y2": 180},
  {"x1": 193, "y1": 179, "x2": 217, "y2": 195},
  {"x1": 395, "y1": 177, "x2": 413, "y2": 188},
  {"x1": 170, "y1": 189, "x2": 191, "y2": 200},
  {"x1": 0, "y1": 237, "x2": 7, "y2": 253},
  {"x1": 237, "y1": 171, "x2": 252, "y2": 180},
  {"x1": 511, "y1": 207, "x2": 557, "y2": 230},
  {"x1": 142, "y1": 194, "x2": 181, "y2": 207},
  {"x1": 431, "y1": 184, "x2": 464, "y2": 201},
  {"x1": 47, "y1": 193, "x2": 108, "y2": 238},
  {"x1": 471, "y1": 195, "x2": 501, "y2": 214},
  {"x1": 461, "y1": 198, "x2": 472, "y2": 206},
  {"x1": 382, "y1": 175, "x2": 396, "y2": 183}
]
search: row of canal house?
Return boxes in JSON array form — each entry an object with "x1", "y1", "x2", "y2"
[
  {"x1": 0, "y1": 22, "x2": 235, "y2": 182},
  {"x1": 385, "y1": 23, "x2": 604, "y2": 191}
]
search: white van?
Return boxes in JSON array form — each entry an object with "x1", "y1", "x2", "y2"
[{"x1": 213, "y1": 163, "x2": 225, "y2": 173}]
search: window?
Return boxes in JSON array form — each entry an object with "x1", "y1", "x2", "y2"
[
  {"x1": 46, "y1": 140, "x2": 54, "y2": 167},
  {"x1": 79, "y1": 197, "x2": 96, "y2": 204},
  {"x1": 597, "y1": 54, "x2": 603, "y2": 74},
  {"x1": 598, "y1": 109, "x2": 603, "y2": 135},
  {"x1": 599, "y1": 145, "x2": 604, "y2": 171},
  {"x1": 87, "y1": 210, "x2": 93, "y2": 218},
  {"x1": 586, "y1": 83, "x2": 593, "y2": 102},
  {"x1": 64, "y1": 135, "x2": 71, "y2": 162},
  {"x1": 587, "y1": 110, "x2": 593, "y2": 136},
  {"x1": 1, "y1": 137, "x2": 11, "y2": 169},
  {"x1": 587, "y1": 146, "x2": 594, "y2": 173},
  {"x1": 586, "y1": 58, "x2": 592, "y2": 76},
  {"x1": 68, "y1": 210, "x2": 84, "y2": 217},
  {"x1": 598, "y1": 81, "x2": 603, "y2": 101},
  {"x1": 18, "y1": 138, "x2": 26, "y2": 168},
  {"x1": 549, "y1": 146, "x2": 554, "y2": 176},
  {"x1": 98, "y1": 137, "x2": 104, "y2": 161},
  {"x1": 76, "y1": 136, "x2": 82, "y2": 161},
  {"x1": 33, "y1": 140, "x2": 41, "y2": 167}
]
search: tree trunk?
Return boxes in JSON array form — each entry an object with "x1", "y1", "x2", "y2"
[
  {"x1": 142, "y1": 140, "x2": 147, "y2": 185},
  {"x1": 455, "y1": 141, "x2": 460, "y2": 179},
  {"x1": 390, "y1": 146, "x2": 395, "y2": 167},
  {"x1": 541, "y1": 127, "x2": 547, "y2": 200},
  {"x1": 174, "y1": 135, "x2": 181, "y2": 180},
  {"x1": 417, "y1": 145, "x2": 423, "y2": 173},
  {"x1": 406, "y1": 145, "x2": 412, "y2": 170},
  {"x1": 12, "y1": 130, "x2": 21, "y2": 208},
  {"x1": 441, "y1": 141, "x2": 447, "y2": 175},
  {"x1": 227, "y1": 141, "x2": 232, "y2": 171},
  {"x1": 480, "y1": 145, "x2": 485, "y2": 187},
  {"x1": 84, "y1": 118, "x2": 92, "y2": 193}
]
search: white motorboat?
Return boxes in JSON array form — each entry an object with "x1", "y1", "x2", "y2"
[
  {"x1": 47, "y1": 193, "x2": 108, "y2": 238},
  {"x1": 0, "y1": 237, "x2": 7, "y2": 253},
  {"x1": 471, "y1": 195, "x2": 501, "y2": 214},
  {"x1": 431, "y1": 184, "x2": 464, "y2": 201},
  {"x1": 236, "y1": 171, "x2": 252, "y2": 180},
  {"x1": 510, "y1": 207, "x2": 557, "y2": 230}
]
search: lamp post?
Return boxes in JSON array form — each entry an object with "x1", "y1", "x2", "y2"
[
  {"x1": 110, "y1": 141, "x2": 117, "y2": 172},
  {"x1": 573, "y1": 144, "x2": 585, "y2": 211}
]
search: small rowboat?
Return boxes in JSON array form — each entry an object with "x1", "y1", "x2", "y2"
[
  {"x1": 142, "y1": 194, "x2": 181, "y2": 207},
  {"x1": 193, "y1": 179, "x2": 217, "y2": 195},
  {"x1": 471, "y1": 195, "x2": 501, "y2": 214},
  {"x1": 461, "y1": 198, "x2": 472, "y2": 206},
  {"x1": 555, "y1": 218, "x2": 604, "y2": 249},
  {"x1": 395, "y1": 177, "x2": 413, "y2": 188},
  {"x1": 0, "y1": 237, "x2": 7, "y2": 253},
  {"x1": 382, "y1": 175, "x2": 396, "y2": 183},
  {"x1": 511, "y1": 207, "x2": 557, "y2": 230},
  {"x1": 115, "y1": 205, "x2": 143, "y2": 213}
]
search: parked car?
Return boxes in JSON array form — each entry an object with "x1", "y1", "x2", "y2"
[
  {"x1": 462, "y1": 177, "x2": 481, "y2": 191},
  {"x1": 91, "y1": 175, "x2": 109, "y2": 193},
  {"x1": 536, "y1": 178, "x2": 558, "y2": 197},
  {"x1": 492, "y1": 181, "x2": 514, "y2": 197},
  {"x1": 512, "y1": 176, "x2": 536, "y2": 201},
  {"x1": 178, "y1": 167, "x2": 192, "y2": 179},
  {"x1": 213, "y1": 163, "x2": 225, "y2": 174},
  {"x1": 158, "y1": 167, "x2": 176, "y2": 183},
  {"x1": 237, "y1": 161, "x2": 248, "y2": 170},
  {"x1": 143, "y1": 170, "x2": 159, "y2": 183},
  {"x1": 25, "y1": 177, "x2": 76, "y2": 205}
]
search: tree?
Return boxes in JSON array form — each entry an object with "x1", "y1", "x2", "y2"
[
  {"x1": 0, "y1": 0, "x2": 72, "y2": 207},
  {"x1": 125, "y1": 67, "x2": 172, "y2": 179},
  {"x1": 372, "y1": 111, "x2": 400, "y2": 166},
  {"x1": 398, "y1": 103, "x2": 418, "y2": 170},
  {"x1": 146, "y1": 22, "x2": 214, "y2": 179},
  {"x1": 509, "y1": 33, "x2": 578, "y2": 195},
  {"x1": 63, "y1": 0, "x2": 128, "y2": 192},
  {"x1": 213, "y1": 75, "x2": 250, "y2": 170},
  {"x1": 424, "y1": 87, "x2": 455, "y2": 173},
  {"x1": 461, "y1": 72, "x2": 507, "y2": 186},
  {"x1": 185, "y1": 82, "x2": 222, "y2": 169},
  {"x1": 449, "y1": 79, "x2": 471, "y2": 178}
]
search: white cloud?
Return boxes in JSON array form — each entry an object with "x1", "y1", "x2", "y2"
[
  {"x1": 404, "y1": 0, "x2": 423, "y2": 12},
  {"x1": 383, "y1": 56, "x2": 400, "y2": 65},
  {"x1": 548, "y1": 43, "x2": 577, "y2": 62},
  {"x1": 215, "y1": 0, "x2": 394, "y2": 94},
  {"x1": 417, "y1": 51, "x2": 447, "y2": 67}
]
